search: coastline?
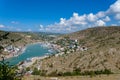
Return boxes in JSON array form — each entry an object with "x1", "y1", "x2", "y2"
[
  {"x1": 1, "y1": 41, "x2": 57, "y2": 67},
  {"x1": 18, "y1": 42, "x2": 60, "y2": 68},
  {"x1": 3, "y1": 46, "x2": 26, "y2": 60},
  {"x1": 18, "y1": 55, "x2": 49, "y2": 68},
  {"x1": 1, "y1": 42, "x2": 42, "y2": 60}
]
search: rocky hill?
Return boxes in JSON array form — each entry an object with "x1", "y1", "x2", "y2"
[{"x1": 33, "y1": 26, "x2": 120, "y2": 75}]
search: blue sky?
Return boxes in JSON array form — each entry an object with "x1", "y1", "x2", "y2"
[{"x1": 0, "y1": 0, "x2": 120, "y2": 33}]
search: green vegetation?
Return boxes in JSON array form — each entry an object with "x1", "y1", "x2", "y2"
[
  {"x1": 31, "y1": 66, "x2": 112, "y2": 77},
  {"x1": 47, "y1": 69, "x2": 113, "y2": 77},
  {"x1": 32, "y1": 68, "x2": 47, "y2": 76},
  {"x1": 26, "y1": 67, "x2": 30, "y2": 71},
  {"x1": 0, "y1": 57, "x2": 21, "y2": 80},
  {"x1": 32, "y1": 68, "x2": 41, "y2": 75}
]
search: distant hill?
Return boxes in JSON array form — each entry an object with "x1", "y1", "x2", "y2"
[
  {"x1": 37, "y1": 26, "x2": 120, "y2": 75},
  {"x1": 31, "y1": 32, "x2": 62, "y2": 41}
]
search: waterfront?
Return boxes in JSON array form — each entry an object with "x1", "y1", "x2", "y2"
[{"x1": 6, "y1": 43, "x2": 49, "y2": 65}]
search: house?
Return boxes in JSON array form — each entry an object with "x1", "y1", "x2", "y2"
[
  {"x1": 4, "y1": 45, "x2": 20, "y2": 54},
  {"x1": 75, "y1": 39, "x2": 78, "y2": 42},
  {"x1": 4, "y1": 45, "x2": 13, "y2": 52}
]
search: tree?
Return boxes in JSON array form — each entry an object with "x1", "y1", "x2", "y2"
[{"x1": 0, "y1": 57, "x2": 20, "y2": 80}]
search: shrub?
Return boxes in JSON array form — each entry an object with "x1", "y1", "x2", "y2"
[
  {"x1": 32, "y1": 68, "x2": 41, "y2": 75},
  {"x1": 26, "y1": 67, "x2": 30, "y2": 71},
  {"x1": 0, "y1": 57, "x2": 21, "y2": 80}
]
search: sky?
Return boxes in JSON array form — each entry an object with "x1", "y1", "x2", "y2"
[{"x1": 0, "y1": 0, "x2": 120, "y2": 33}]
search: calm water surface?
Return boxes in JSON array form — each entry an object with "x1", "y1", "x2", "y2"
[{"x1": 7, "y1": 43, "x2": 49, "y2": 65}]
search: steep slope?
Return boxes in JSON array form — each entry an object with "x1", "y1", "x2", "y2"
[{"x1": 35, "y1": 26, "x2": 120, "y2": 75}]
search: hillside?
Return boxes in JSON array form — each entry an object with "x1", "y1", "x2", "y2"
[
  {"x1": 0, "y1": 31, "x2": 41, "y2": 46},
  {"x1": 31, "y1": 26, "x2": 120, "y2": 76},
  {"x1": 0, "y1": 31, "x2": 35, "y2": 56}
]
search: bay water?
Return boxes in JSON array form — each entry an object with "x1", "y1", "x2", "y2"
[{"x1": 6, "y1": 43, "x2": 49, "y2": 65}]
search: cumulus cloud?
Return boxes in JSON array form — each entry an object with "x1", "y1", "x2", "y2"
[
  {"x1": 106, "y1": 0, "x2": 120, "y2": 20},
  {"x1": 87, "y1": 13, "x2": 98, "y2": 22},
  {"x1": 107, "y1": 0, "x2": 120, "y2": 13},
  {"x1": 96, "y1": 11, "x2": 105, "y2": 18},
  {"x1": 0, "y1": 24, "x2": 5, "y2": 28},
  {"x1": 69, "y1": 13, "x2": 87, "y2": 25},
  {"x1": 39, "y1": 12, "x2": 110, "y2": 33},
  {"x1": 39, "y1": 0, "x2": 120, "y2": 33},
  {"x1": 95, "y1": 20, "x2": 106, "y2": 26}
]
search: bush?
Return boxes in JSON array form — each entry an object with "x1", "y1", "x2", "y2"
[
  {"x1": 103, "y1": 69, "x2": 113, "y2": 75},
  {"x1": 26, "y1": 67, "x2": 30, "y2": 71},
  {"x1": 32, "y1": 68, "x2": 47, "y2": 76},
  {"x1": 0, "y1": 57, "x2": 21, "y2": 80},
  {"x1": 63, "y1": 72, "x2": 72, "y2": 76},
  {"x1": 32, "y1": 68, "x2": 41, "y2": 75}
]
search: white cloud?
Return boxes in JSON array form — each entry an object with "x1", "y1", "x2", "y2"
[
  {"x1": 96, "y1": 11, "x2": 105, "y2": 18},
  {"x1": 103, "y1": 16, "x2": 111, "y2": 22},
  {"x1": 87, "y1": 13, "x2": 98, "y2": 22},
  {"x1": 115, "y1": 13, "x2": 120, "y2": 20},
  {"x1": 40, "y1": 11, "x2": 108, "y2": 33},
  {"x1": 69, "y1": 13, "x2": 87, "y2": 25},
  {"x1": 11, "y1": 21, "x2": 19, "y2": 24},
  {"x1": 95, "y1": 20, "x2": 106, "y2": 26},
  {"x1": 107, "y1": 0, "x2": 120, "y2": 13},
  {"x1": 39, "y1": 24, "x2": 45, "y2": 31},
  {"x1": 0, "y1": 24, "x2": 5, "y2": 28},
  {"x1": 40, "y1": 24, "x2": 43, "y2": 28},
  {"x1": 60, "y1": 18, "x2": 67, "y2": 26},
  {"x1": 27, "y1": 29, "x2": 32, "y2": 32},
  {"x1": 38, "y1": 0, "x2": 120, "y2": 33}
]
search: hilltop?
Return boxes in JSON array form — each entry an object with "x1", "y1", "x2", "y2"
[{"x1": 31, "y1": 26, "x2": 120, "y2": 76}]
